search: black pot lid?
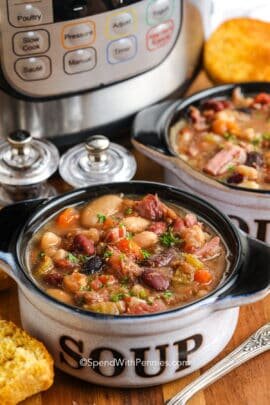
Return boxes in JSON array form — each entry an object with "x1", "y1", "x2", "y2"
[
  {"x1": 59, "y1": 135, "x2": 137, "y2": 188},
  {"x1": 0, "y1": 130, "x2": 59, "y2": 186}
]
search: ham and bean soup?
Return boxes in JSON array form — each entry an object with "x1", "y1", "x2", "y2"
[
  {"x1": 171, "y1": 88, "x2": 270, "y2": 190},
  {"x1": 28, "y1": 194, "x2": 229, "y2": 315}
]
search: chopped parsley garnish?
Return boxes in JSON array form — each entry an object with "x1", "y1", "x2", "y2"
[
  {"x1": 77, "y1": 254, "x2": 91, "y2": 263},
  {"x1": 110, "y1": 293, "x2": 125, "y2": 302},
  {"x1": 163, "y1": 291, "x2": 173, "y2": 299},
  {"x1": 263, "y1": 133, "x2": 270, "y2": 141},
  {"x1": 224, "y1": 132, "x2": 236, "y2": 141},
  {"x1": 97, "y1": 213, "x2": 106, "y2": 224},
  {"x1": 141, "y1": 249, "x2": 151, "y2": 259},
  {"x1": 120, "y1": 276, "x2": 130, "y2": 286},
  {"x1": 125, "y1": 207, "x2": 133, "y2": 215},
  {"x1": 160, "y1": 228, "x2": 182, "y2": 248},
  {"x1": 67, "y1": 252, "x2": 79, "y2": 263},
  {"x1": 227, "y1": 165, "x2": 235, "y2": 173},
  {"x1": 252, "y1": 137, "x2": 261, "y2": 146},
  {"x1": 104, "y1": 250, "x2": 113, "y2": 259}
]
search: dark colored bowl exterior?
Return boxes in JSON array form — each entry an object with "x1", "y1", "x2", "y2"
[
  {"x1": 133, "y1": 83, "x2": 270, "y2": 194},
  {"x1": 0, "y1": 182, "x2": 269, "y2": 319}
]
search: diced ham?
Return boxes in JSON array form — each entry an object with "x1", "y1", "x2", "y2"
[
  {"x1": 148, "y1": 221, "x2": 167, "y2": 235},
  {"x1": 43, "y1": 272, "x2": 64, "y2": 287},
  {"x1": 201, "y1": 99, "x2": 232, "y2": 112},
  {"x1": 195, "y1": 237, "x2": 221, "y2": 259},
  {"x1": 173, "y1": 217, "x2": 186, "y2": 234},
  {"x1": 188, "y1": 106, "x2": 208, "y2": 131},
  {"x1": 105, "y1": 226, "x2": 127, "y2": 243},
  {"x1": 184, "y1": 213, "x2": 198, "y2": 228},
  {"x1": 204, "y1": 146, "x2": 247, "y2": 176},
  {"x1": 135, "y1": 194, "x2": 164, "y2": 221},
  {"x1": 147, "y1": 248, "x2": 176, "y2": 267},
  {"x1": 126, "y1": 297, "x2": 166, "y2": 315}
]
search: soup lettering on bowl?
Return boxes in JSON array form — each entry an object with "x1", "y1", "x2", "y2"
[
  {"x1": 27, "y1": 194, "x2": 229, "y2": 316},
  {"x1": 170, "y1": 88, "x2": 270, "y2": 190}
]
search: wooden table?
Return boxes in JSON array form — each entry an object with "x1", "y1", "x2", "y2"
[{"x1": 0, "y1": 72, "x2": 269, "y2": 405}]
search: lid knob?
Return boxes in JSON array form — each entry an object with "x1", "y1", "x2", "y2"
[
  {"x1": 85, "y1": 135, "x2": 110, "y2": 164},
  {"x1": 8, "y1": 130, "x2": 32, "y2": 154}
]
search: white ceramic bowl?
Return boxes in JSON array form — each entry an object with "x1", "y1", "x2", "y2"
[
  {"x1": 132, "y1": 83, "x2": 270, "y2": 243},
  {"x1": 0, "y1": 182, "x2": 269, "y2": 387}
]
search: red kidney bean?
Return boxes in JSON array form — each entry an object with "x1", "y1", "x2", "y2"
[
  {"x1": 73, "y1": 234, "x2": 95, "y2": 255},
  {"x1": 141, "y1": 269, "x2": 169, "y2": 291}
]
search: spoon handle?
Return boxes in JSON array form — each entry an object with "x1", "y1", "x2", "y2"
[{"x1": 167, "y1": 323, "x2": 270, "y2": 405}]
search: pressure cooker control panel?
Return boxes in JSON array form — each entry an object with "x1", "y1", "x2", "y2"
[{"x1": 0, "y1": 0, "x2": 182, "y2": 98}]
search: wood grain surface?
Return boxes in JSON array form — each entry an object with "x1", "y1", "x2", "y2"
[{"x1": 0, "y1": 72, "x2": 269, "y2": 405}]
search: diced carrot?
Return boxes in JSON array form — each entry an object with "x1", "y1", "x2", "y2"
[
  {"x1": 103, "y1": 217, "x2": 117, "y2": 230},
  {"x1": 90, "y1": 279, "x2": 103, "y2": 290},
  {"x1": 194, "y1": 269, "x2": 212, "y2": 284},
  {"x1": 108, "y1": 254, "x2": 122, "y2": 271},
  {"x1": 116, "y1": 239, "x2": 142, "y2": 258},
  {"x1": 56, "y1": 207, "x2": 79, "y2": 228}
]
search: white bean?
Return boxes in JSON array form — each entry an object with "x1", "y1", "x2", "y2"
[
  {"x1": 122, "y1": 217, "x2": 150, "y2": 233},
  {"x1": 53, "y1": 249, "x2": 67, "y2": 261},
  {"x1": 236, "y1": 165, "x2": 258, "y2": 180},
  {"x1": 47, "y1": 289, "x2": 73, "y2": 305},
  {"x1": 133, "y1": 231, "x2": 158, "y2": 248},
  {"x1": 41, "y1": 232, "x2": 61, "y2": 251},
  {"x1": 81, "y1": 195, "x2": 123, "y2": 228}
]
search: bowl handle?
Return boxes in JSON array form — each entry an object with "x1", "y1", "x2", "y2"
[
  {"x1": 132, "y1": 100, "x2": 179, "y2": 156},
  {"x1": 214, "y1": 234, "x2": 270, "y2": 310},
  {"x1": 0, "y1": 199, "x2": 46, "y2": 281}
]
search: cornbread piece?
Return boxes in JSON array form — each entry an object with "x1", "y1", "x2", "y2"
[
  {"x1": 0, "y1": 321, "x2": 54, "y2": 405},
  {"x1": 0, "y1": 270, "x2": 13, "y2": 291},
  {"x1": 204, "y1": 18, "x2": 270, "y2": 83}
]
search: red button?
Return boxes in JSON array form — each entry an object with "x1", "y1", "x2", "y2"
[{"x1": 146, "y1": 19, "x2": 174, "y2": 51}]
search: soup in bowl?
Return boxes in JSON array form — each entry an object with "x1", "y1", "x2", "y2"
[{"x1": 28, "y1": 193, "x2": 229, "y2": 315}]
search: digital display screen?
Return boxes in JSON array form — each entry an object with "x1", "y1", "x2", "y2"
[{"x1": 53, "y1": 0, "x2": 141, "y2": 22}]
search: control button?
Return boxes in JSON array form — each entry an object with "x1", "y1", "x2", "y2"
[
  {"x1": 13, "y1": 30, "x2": 50, "y2": 56},
  {"x1": 147, "y1": 0, "x2": 174, "y2": 25},
  {"x1": 109, "y1": 12, "x2": 135, "y2": 37},
  {"x1": 147, "y1": 20, "x2": 174, "y2": 51},
  {"x1": 15, "y1": 56, "x2": 51, "y2": 81},
  {"x1": 62, "y1": 22, "x2": 96, "y2": 49},
  {"x1": 10, "y1": 4, "x2": 43, "y2": 27},
  {"x1": 64, "y1": 48, "x2": 97, "y2": 75},
  {"x1": 107, "y1": 36, "x2": 137, "y2": 64}
]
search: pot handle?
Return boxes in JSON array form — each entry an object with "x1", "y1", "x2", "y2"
[
  {"x1": 214, "y1": 234, "x2": 270, "y2": 311},
  {"x1": 0, "y1": 199, "x2": 46, "y2": 281},
  {"x1": 132, "y1": 100, "x2": 179, "y2": 155}
]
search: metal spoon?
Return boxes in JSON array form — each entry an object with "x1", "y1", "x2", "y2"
[{"x1": 167, "y1": 322, "x2": 270, "y2": 405}]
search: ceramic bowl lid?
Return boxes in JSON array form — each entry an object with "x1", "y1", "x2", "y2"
[
  {"x1": 59, "y1": 135, "x2": 137, "y2": 188},
  {"x1": 0, "y1": 130, "x2": 59, "y2": 186}
]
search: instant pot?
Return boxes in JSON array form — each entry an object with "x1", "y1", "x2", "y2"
[{"x1": 0, "y1": 0, "x2": 210, "y2": 143}]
